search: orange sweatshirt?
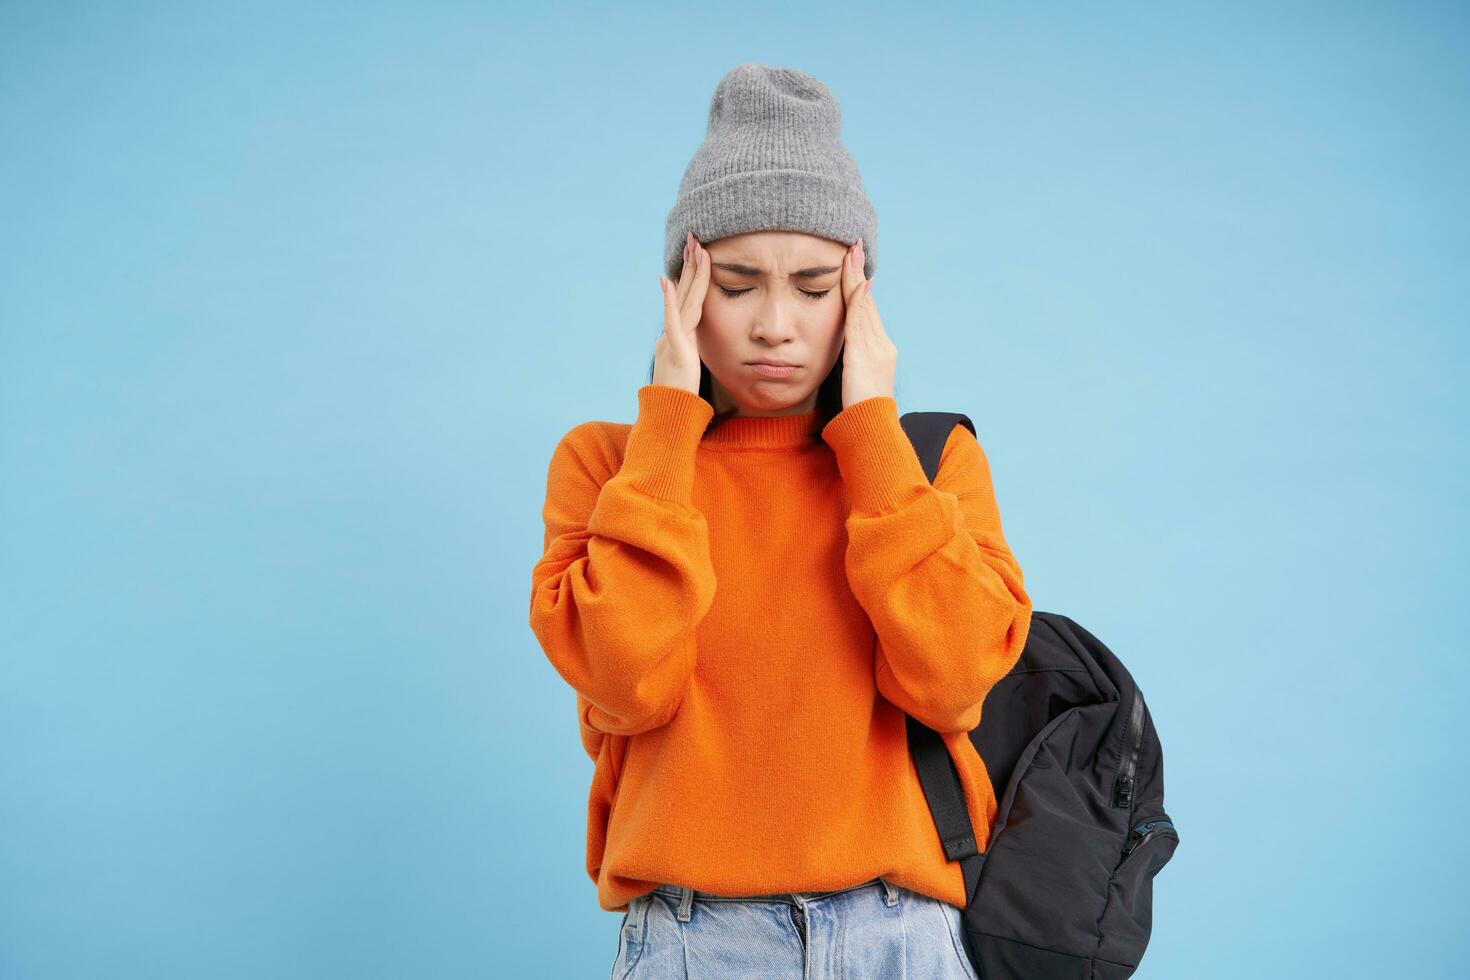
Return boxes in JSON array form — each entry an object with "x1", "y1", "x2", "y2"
[{"x1": 529, "y1": 383, "x2": 1032, "y2": 913}]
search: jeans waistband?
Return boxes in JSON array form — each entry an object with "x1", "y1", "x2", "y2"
[{"x1": 651, "y1": 876, "x2": 896, "y2": 906}]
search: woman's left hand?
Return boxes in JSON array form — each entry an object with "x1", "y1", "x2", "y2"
[{"x1": 838, "y1": 237, "x2": 897, "y2": 408}]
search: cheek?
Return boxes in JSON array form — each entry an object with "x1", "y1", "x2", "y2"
[
  {"x1": 820, "y1": 310, "x2": 846, "y2": 353},
  {"x1": 694, "y1": 306, "x2": 740, "y2": 362}
]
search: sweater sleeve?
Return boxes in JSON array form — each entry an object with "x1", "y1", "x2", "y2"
[
  {"x1": 821, "y1": 395, "x2": 1032, "y2": 734},
  {"x1": 529, "y1": 384, "x2": 718, "y2": 738}
]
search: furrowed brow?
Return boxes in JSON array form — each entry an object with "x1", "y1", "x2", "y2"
[{"x1": 712, "y1": 262, "x2": 842, "y2": 279}]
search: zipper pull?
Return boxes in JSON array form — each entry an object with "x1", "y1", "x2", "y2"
[
  {"x1": 1122, "y1": 819, "x2": 1175, "y2": 857},
  {"x1": 1113, "y1": 774, "x2": 1134, "y2": 808}
]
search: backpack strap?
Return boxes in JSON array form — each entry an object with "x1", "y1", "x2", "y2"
[
  {"x1": 898, "y1": 409, "x2": 987, "y2": 906},
  {"x1": 899, "y1": 410, "x2": 976, "y2": 485}
]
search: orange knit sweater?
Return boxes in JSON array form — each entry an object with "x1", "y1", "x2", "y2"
[{"x1": 529, "y1": 383, "x2": 1032, "y2": 913}]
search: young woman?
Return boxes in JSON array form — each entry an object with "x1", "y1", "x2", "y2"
[{"x1": 530, "y1": 63, "x2": 1032, "y2": 979}]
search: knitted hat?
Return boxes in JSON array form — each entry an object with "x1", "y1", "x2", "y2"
[{"x1": 665, "y1": 62, "x2": 877, "y2": 282}]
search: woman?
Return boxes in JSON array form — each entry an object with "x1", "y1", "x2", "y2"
[{"x1": 529, "y1": 62, "x2": 1032, "y2": 979}]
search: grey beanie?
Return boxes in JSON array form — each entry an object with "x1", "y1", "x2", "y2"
[{"x1": 664, "y1": 62, "x2": 877, "y2": 282}]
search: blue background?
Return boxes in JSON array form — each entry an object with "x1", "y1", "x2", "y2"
[{"x1": 2, "y1": 2, "x2": 1465, "y2": 977}]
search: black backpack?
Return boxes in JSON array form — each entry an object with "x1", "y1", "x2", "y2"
[{"x1": 899, "y1": 410, "x2": 1180, "y2": 980}]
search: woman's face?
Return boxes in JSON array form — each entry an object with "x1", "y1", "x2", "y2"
[{"x1": 696, "y1": 230, "x2": 849, "y2": 418}]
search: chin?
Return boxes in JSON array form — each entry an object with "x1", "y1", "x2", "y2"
[{"x1": 737, "y1": 387, "x2": 816, "y2": 412}]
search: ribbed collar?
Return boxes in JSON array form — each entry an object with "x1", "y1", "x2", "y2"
[{"x1": 700, "y1": 409, "x2": 823, "y2": 450}]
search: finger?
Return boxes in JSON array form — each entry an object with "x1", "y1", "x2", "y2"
[
  {"x1": 681, "y1": 239, "x2": 710, "y2": 327},
  {"x1": 857, "y1": 280, "x2": 886, "y2": 340},
  {"x1": 843, "y1": 256, "x2": 872, "y2": 344},
  {"x1": 842, "y1": 237, "x2": 866, "y2": 306},
  {"x1": 676, "y1": 232, "x2": 698, "y2": 307},
  {"x1": 859, "y1": 281, "x2": 896, "y2": 355},
  {"x1": 660, "y1": 274, "x2": 678, "y2": 336},
  {"x1": 848, "y1": 281, "x2": 886, "y2": 354}
]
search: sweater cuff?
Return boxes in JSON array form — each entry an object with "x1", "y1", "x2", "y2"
[
  {"x1": 821, "y1": 395, "x2": 933, "y2": 514},
  {"x1": 619, "y1": 385, "x2": 715, "y2": 503}
]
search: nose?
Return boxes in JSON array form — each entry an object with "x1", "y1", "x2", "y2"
[{"x1": 749, "y1": 293, "x2": 802, "y2": 344}]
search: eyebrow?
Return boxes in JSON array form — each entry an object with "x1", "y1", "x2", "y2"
[{"x1": 711, "y1": 262, "x2": 842, "y2": 279}]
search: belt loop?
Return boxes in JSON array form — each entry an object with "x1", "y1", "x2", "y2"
[
  {"x1": 880, "y1": 877, "x2": 899, "y2": 907},
  {"x1": 675, "y1": 885, "x2": 694, "y2": 922}
]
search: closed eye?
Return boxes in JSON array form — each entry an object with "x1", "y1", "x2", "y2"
[{"x1": 719, "y1": 287, "x2": 832, "y2": 301}]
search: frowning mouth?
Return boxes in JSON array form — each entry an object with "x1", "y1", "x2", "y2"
[{"x1": 748, "y1": 362, "x2": 798, "y2": 378}]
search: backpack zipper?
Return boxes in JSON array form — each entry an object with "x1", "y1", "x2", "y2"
[
  {"x1": 1112, "y1": 689, "x2": 1146, "y2": 808},
  {"x1": 1121, "y1": 818, "x2": 1176, "y2": 858}
]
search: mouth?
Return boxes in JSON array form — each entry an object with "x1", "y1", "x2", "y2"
[
  {"x1": 748, "y1": 361, "x2": 799, "y2": 378},
  {"x1": 747, "y1": 360, "x2": 799, "y2": 367}
]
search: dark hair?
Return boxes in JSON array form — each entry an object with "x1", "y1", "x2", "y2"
[{"x1": 645, "y1": 351, "x2": 846, "y2": 446}]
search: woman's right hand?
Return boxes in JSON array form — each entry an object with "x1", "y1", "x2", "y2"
[{"x1": 653, "y1": 231, "x2": 711, "y2": 394}]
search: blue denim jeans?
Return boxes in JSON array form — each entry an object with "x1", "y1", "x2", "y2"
[{"x1": 609, "y1": 876, "x2": 979, "y2": 979}]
